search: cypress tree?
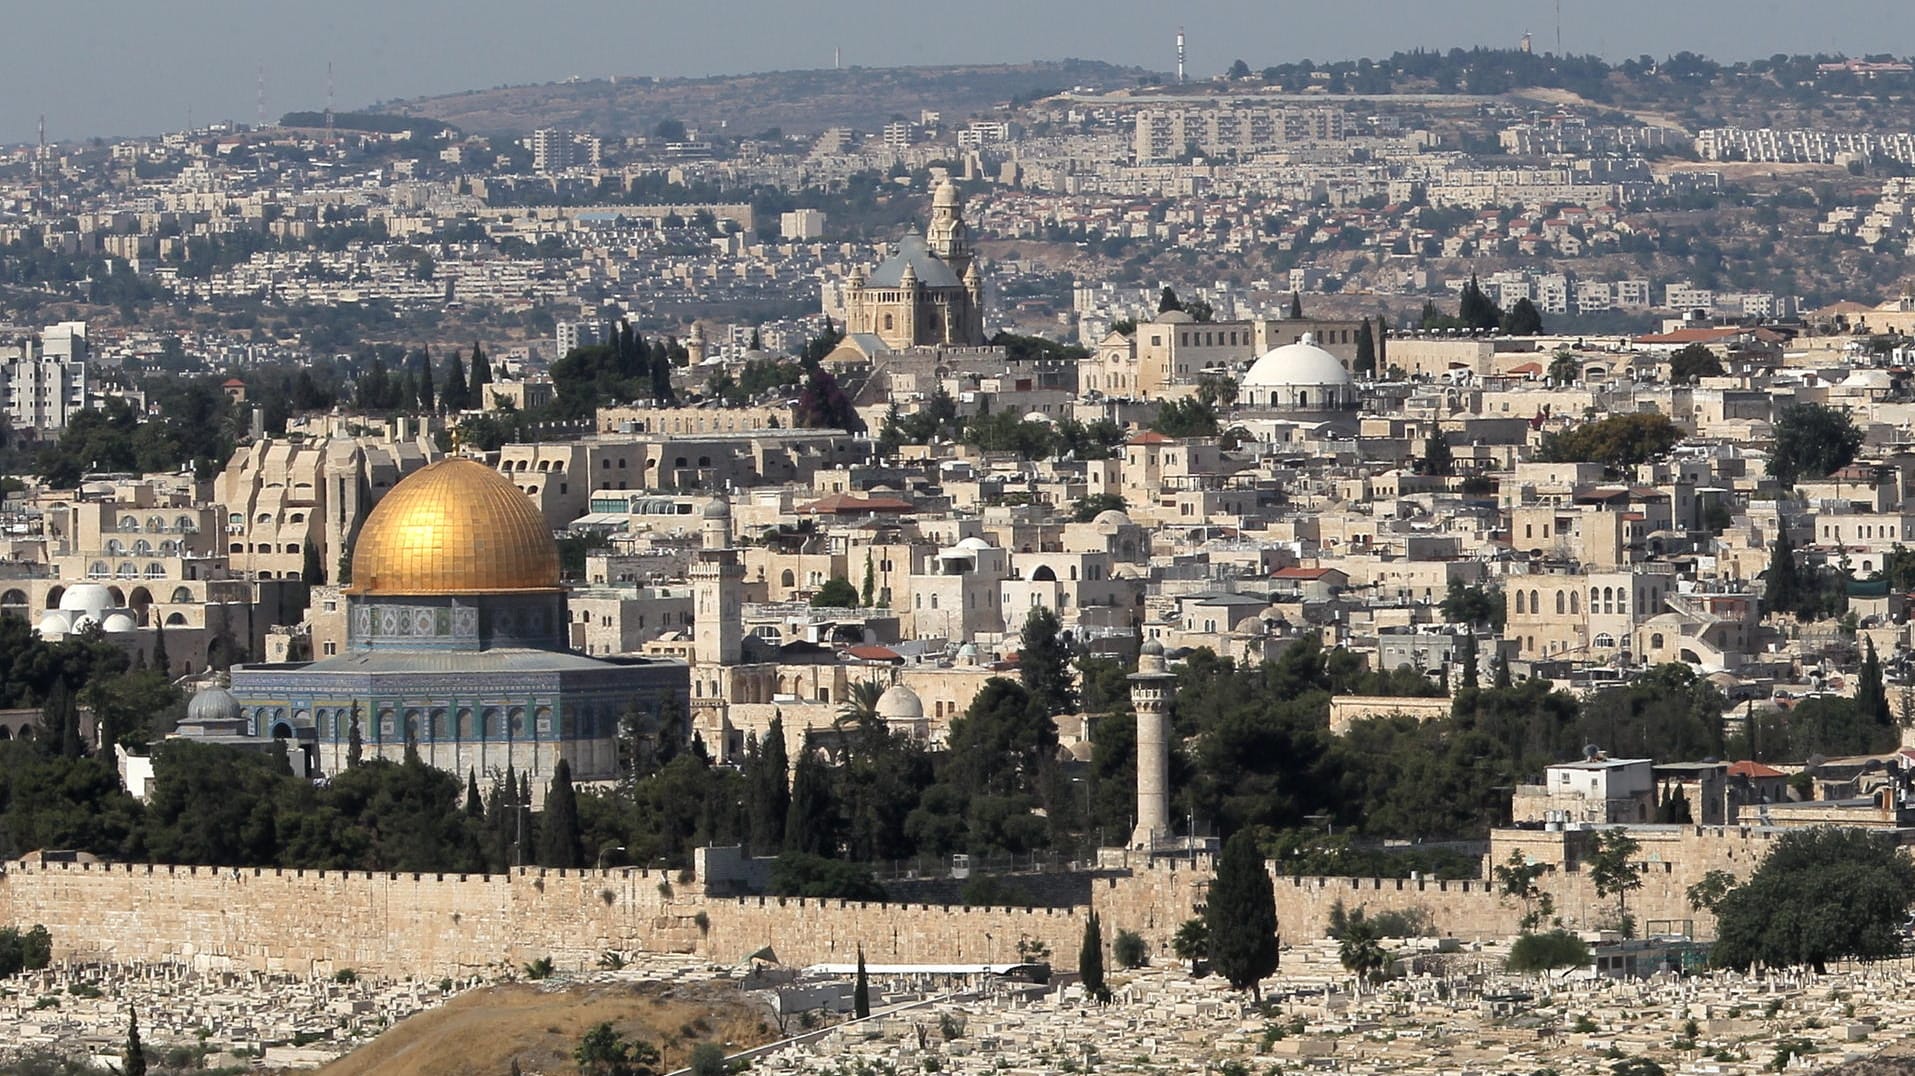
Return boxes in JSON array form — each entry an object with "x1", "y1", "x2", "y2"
[
  {"x1": 440, "y1": 351, "x2": 471, "y2": 412},
  {"x1": 468, "y1": 340, "x2": 491, "y2": 402},
  {"x1": 784, "y1": 747, "x2": 836, "y2": 856},
  {"x1": 1205, "y1": 831, "x2": 1279, "y2": 996},
  {"x1": 861, "y1": 552, "x2": 876, "y2": 607},
  {"x1": 751, "y1": 719, "x2": 791, "y2": 855},
  {"x1": 123, "y1": 1010, "x2": 146, "y2": 1076},
  {"x1": 1459, "y1": 631, "x2": 1480, "y2": 691},
  {"x1": 1858, "y1": 637, "x2": 1892, "y2": 728},
  {"x1": 538, "y1": 758, "x2": 583, "y2": 868},
  {"x1": 1080, "y1": 910, "x2": 1109, "y2": 1003},
  {"x1": 47, "y1": 677, "x2": 81, "y2": 758},
  {"x1": 1353, "y1": 317, "x2": 1376, "y2": 376},
  {"x1": 1289, "y1": 290, "x2": 1303, "y2": 319},
  {"x1": 417, "y1": 347, "x2": 435, "y2": 411},
  {"x1": 465, "y1": 769, "x2": 485, "y2": 819},
  {"x1": 346, "y1": 702, "x2": 363, "y2": 768},
  {"x1": 1157, "y1": 286, "x2": 1182, "y2": 313},
  {"x1": 854, "y1": 945, "x2": 871, "y2": 1018},
  {"x1": 1376, "y1": 314, "x2": 1388, "y2": 374},
  {"x1": 1420, "y1": 433, "x2": 1454, "y2": 477},
  {"x1": 1493, "y1": 650, "x2": 1513, "y2": 689},
  {"x1": 1764, "y1": 532, "x2": 1801, "y2": 619},
  {"x1": 151, "y1": 619, "x2": 170, "y2": 677}
]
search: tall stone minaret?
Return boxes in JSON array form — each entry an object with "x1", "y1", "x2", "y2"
[{"x1": 1129, "y1": 638, "x2": 1176, "y2": 851}]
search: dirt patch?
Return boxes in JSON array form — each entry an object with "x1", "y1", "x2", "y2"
[{"x1": 317, "y1": 979, "x2": 777, "y2": 1076}]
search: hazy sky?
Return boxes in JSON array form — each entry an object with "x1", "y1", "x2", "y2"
[{"x1": 12, "y1": 0, "x2": 1915, "y2": 145}]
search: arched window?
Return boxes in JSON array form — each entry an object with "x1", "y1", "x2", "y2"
[
  {"x1": 1569, "y1": 592, "x2": 1580, "y2": 615},
  {"x1": 1594, "y1": 633, "x2": 1616, "y2": 648},
  {"x1": 1602, "y1": 586, "x2": 1614, "y2": 614},
  {"x1": 120, "y1": 516, "x2": 139, "y2": 531},
  {"x1": 1650, "y1": 633, "x2": 1665, "y2": 649},
  {"x1": 1555, "y1": 592, "x2": 1566, "y2": 615},
  {"x1": 1514, "y1": 591, "x2": 1525, "y2": 614},
  {"x1": 781, "y1": 569, "x2": 795, "y2": 588},
  {"x1": 1528, "y1": 590, "x2": 1540, "y2": 616},
  {"x1": 171, "y1": 586, "x2": 193, "y2": 602}
]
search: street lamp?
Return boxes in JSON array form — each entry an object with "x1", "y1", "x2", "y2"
[{"x1": 597, "y1": 844, "x2": 627, "y2": 870}]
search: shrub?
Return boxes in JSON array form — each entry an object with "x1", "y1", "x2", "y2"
[
  {"x1": 331, "y1": 968, "x2": 357, "y2": 985},
  {"x1": 524, "y1": 956, "x2": 555, "y2": 980},
  {"x1": 1508, "y1": 931, "x2": 1592, "y2": 975},
  {"x1": 1113, "y1": 929, "x2": 1148, "y2": 969}
]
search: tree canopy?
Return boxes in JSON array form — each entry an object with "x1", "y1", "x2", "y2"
[
  {"x1": 1538, "y1": 413, "x2": 1684, "y2": 471},
  {"x1": 1206, "y1": 830, "x2": 1279, "y2": 993},
  {"x1": 1712, "y1": 828, "x2": 1915, "y2": 973},
  {"x1": 1768, "y1": 402, "x2": 1862, "y2": 486}
]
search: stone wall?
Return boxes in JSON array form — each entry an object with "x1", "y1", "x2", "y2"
[{"x1": 0, "y1": 826, "x2": 1798, "y2": 979}]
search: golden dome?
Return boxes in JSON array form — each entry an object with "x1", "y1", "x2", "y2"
[{"x1": 346, "y1": 458, "x2": 560, "y2": 596}]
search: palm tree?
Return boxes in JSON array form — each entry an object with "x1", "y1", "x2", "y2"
[
  {"x1": 1337, "y1": 916, "x2": 1388, "y2": 993},
  {"x1": 835, "y1": 679, "x2": 887, "y2": 735},
  {"x1": 1171, "y1": 918, "x2": 1208, "y2": 974}
]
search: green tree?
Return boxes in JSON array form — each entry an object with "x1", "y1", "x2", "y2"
[
  {"x1": 1506, "y1": 929, "x2": 1592, "y2": 975},
  {"x1": 575, "y1": 1020, "x2": 660, "y2": 1076},
  {"x1": 1493, "y1": 850, "x2": 1556, "y2": 931},
  {"x1": 854, "y1": 944, "x2": 871, "y2": 1018},
  {"x1": 1586, "y1": 830, "x2": 1644, "y2": 934},
  {"x1": 1417, "y1": 432, "x2": 1454, "y2": 477},
  {"x1": 1712, "y1": 828, "x2": 1915, "y2": 973},
  {"x1": 1501, "y1": 297, "x2": 1544, "y2": 335},
  {"x1": 861, "y1": 552, "x2": 876, "y2": 607},
  {"x1": 1458, "y1": 631, "x2": 1480, "y2": 692},
  {"x1": 1019, "y1": 606, "x2": 1078, "y2": 716},
  {"x1": 1685, "y1": 868, "x2": 1737, "y2": 915},
  {"x1": 1669, "y1": 342, "x2": 1724, "y2": 383},
  {"x1": 1857, "y1": 637, "x2": 1891, "y2": 728},
  {"x1": 747, "y1": 720, "x2": 791, "y2": 855},
  {"x1": 1769, "y1": 402, "x2": 1862, "y2": 485},
  {"x1": 439, "y1": 350, "x2": 472, "y2": 412},
  {"x1": 1206, "y1": 831, "x2": 1279, "y2": 995},
  {"x1": 1289, "y1": 290, "x2": 1304, "y2": 319},
  {"x1": 690, "y1": 1045, "x2": 727, "y2": 1076},
  {"x1": 467, "y1": 341, "x2": 492, "y2": 402},
  {"x1": 1072, "y1": 493, "x2": 1128, "y2": 522},
  {"x1": 1113, "y1": 928, "x2": 1147, "y2": 969},
  {"x1": 1537, "y1": 413, "x2": 1683, "y2": 471},
  {"x1": 1080, "y1": 910, "x2": 1110, "y2": 1002},
  {"x1": 346, "y1": 703, "x2": 363, "y2": 768},
  {"x1": 1353, "y1": 317, "x2": 1376, "y2": 376},
  {"x1": 123, "y1": 1010, "x2": 146, "y2": 1076},
  {"x1": 1764, "y1": 531, "x2": 1802, "y2": 619},
  {"x1": 1149, "y1": 397, "x2": 1220, "y2": 438},
  {"x1": 812, "y1": 576, "x2": 859, "y2": 609},
  {"x1": 1157, "y1": 287, "x2": 1183, "y2": 313},
  {"x1": 1457, "y1": 275, "x2": 1502, "y2": 331},
  {"x1": 1336, "y1": 910, "x2": 1389, "y2": 989},
  {"x1": 538, "y1": 758, "x2": 583, "y2": 868},
  {"x1": 1548, "y1": 350, "x2": 1581, "y2": 384},
  {"x1": 784, "y1": 747, "x2": 838, "y2": 855},
  {"x1": 1172, "y1": 917, "x2": 1208, "y2": 972}
]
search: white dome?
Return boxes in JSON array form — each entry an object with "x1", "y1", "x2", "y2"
[
  {"x1": 36, "y1": 613, "x2": 68, "y2": 638},
  {"x1": 102, "y1": 613, "x2": 138, "y2": 633},
  {"x1": 702, "y1": 497, "x2": 731, "y2": 518},
  {"x1": 956, "y1": 536, "x2": 993, "y2": 552},
  {"x1": 58, "y1": 583, "x2": 113, "y2": 615},
  {"x1": 876, "y1": 684, "x2": 925, "y2": 722},
  {"x1": 1021, "y1": 411, "x2": 1055, "y2": 424},
  {"x1": 1240, "y1": 334, "x2": 1356, "y2": 411},
  {"x1": 1092, "y1": 509, "x2": 1132, "y2": 528}
]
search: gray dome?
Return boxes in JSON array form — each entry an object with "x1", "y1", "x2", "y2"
[
  {"x1": 186, "y1": 683, "x2": 241, "y2": 725},
  {"x1": 703, "y1": 497, "x2": 731, "y2": 518},
  {"x1": 876, "y1": 684, "x2": 924, "y2": 722},
  {"x1": 1140, "y1": 638, "x2": 1164, "y2": 656}
]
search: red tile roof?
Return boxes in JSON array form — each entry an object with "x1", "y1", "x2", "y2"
[
  {"x1": 1728, "y1": 760, "x2": 1786, "y2": 779},
  {"x1": 797, "y1": 493, "x2": 914, "y2": 515},
  {"x1": 844, "y1": 644, "x2": 903, "y2": 663}
]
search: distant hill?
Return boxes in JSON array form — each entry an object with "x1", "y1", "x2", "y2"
[{"x1": 373, "y1": 60, "x2": 1154, "y2": 138}]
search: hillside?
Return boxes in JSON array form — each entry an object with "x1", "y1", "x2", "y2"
[
  {"x1": 317, "y1": 978, "x2": 777, "y2": 1076},
  {"x1": 375, "y1": 60, "x2": 1151, "y2": 138}
]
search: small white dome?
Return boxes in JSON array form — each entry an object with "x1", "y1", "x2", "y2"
[
  {"x1": 1022, "y1": 411, "x2": 1055, "y2": 424},
  {"x1": 876, "y1": 684, "x2": 924, "y2": 722},
  {"x1": 1092, "y1": 509, "x2": 1132, "y2": 528},
  {"x1": 955, "y1": 536, "x2": 993, "y2": 552},
  {"x1": 58, "y1": 583, "x2": 113, "y2": 615},
  {"x1": 36, "y1": 613, "x2": 68, "y2": 638},
  {"x1": 102, "y1": 613, "x2": 138, "y2": 633}
]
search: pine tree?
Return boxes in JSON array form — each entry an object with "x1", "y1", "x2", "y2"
[
  {"x1": 1353, "y1": 317, "x2": 1376, "y2": 376},
  {"x1": 1289, "y1": 290, "x2": 1304, "y2": 319},
  {"x1": 854, "y1": 945, "x2": 871, "y2": 1018},
  {"x1": 123, "y1": 1010, "x2": 146, "y2": 1076},
  {"x1": 1019, "y1": 606, "x2": 1078, "y2": 716},
  {"x1": 784, "y1": 747, "x2": 836, "y2": 855},
  {"x1": 538, "y1": 758, "x2": 583, "y2": 868},
  {"x1": 1459, "y1": 631, "x2": 1480, "y2": 691},
  {"x1": 1206, "y1": 831, "x2": 1279, "y2": 996},
  {"x1": 1080, "y1": 910, "x2": 1110, "y2": 1003},
  {"x1": 465, "y1": 769, "x2": 485, "y2": 819},
  {"x1": 750, "y1": 719, "x2": 791, "y2": 854},
  {"x1": 1419, "y1": 433, "x2": 1454, "y2": 477}
]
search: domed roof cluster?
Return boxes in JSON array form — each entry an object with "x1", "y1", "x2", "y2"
[
  {"x1": 347, "y1": 458, "x2": 560, "y2": 596},
  {"x1": 1240, "y1": 333, "x2": 1356, "y2": 412},
  {"x1": 37, "y1": 583, "x2": 140, "y2": 639}
]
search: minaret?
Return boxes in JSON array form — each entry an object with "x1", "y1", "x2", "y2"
[
  {"x1": 686, "y1": 322, "x2": 707, "y2": 367},
  {"x1": 926, "y1": 179, "x2": 972, "y2": 279},
  {"x1": 1129, "y1": 638, "x2": 1176, "y2": 851},
  {"x1": 701, "y1": 495, "x2": 731, "y2": 551}
]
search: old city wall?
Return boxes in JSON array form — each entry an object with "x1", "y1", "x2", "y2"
[{"x1": 0, "y1": 827, "x2": 1789, "y2": 977}]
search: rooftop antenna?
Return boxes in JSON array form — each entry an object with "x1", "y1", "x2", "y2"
[
  {"x1": 834, "y1": 45, "x2": 841, "y2": 70},
  {"x1": 35, "y1": 115, "x2": 45, "y2": 209},
  {"x1": 1555, "y1": 0, "x2": 1562, "y2": 55},
  {"x1": 1176, "y1": 26, "x2": 1186, "y2": 84},
  {"x1": 325, "y1": 61, "x2": 336, "y2": 149},
  {"x1": 256, "y1": 65, "x2": 267, "y2": 129}
]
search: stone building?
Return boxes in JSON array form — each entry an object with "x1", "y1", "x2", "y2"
[
  {"x1": 840, "y1": 181, "x2": 985, "y2": 349},
  {"x1": 228, "y1": 458, "x2": 687, "y2": 792}
]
